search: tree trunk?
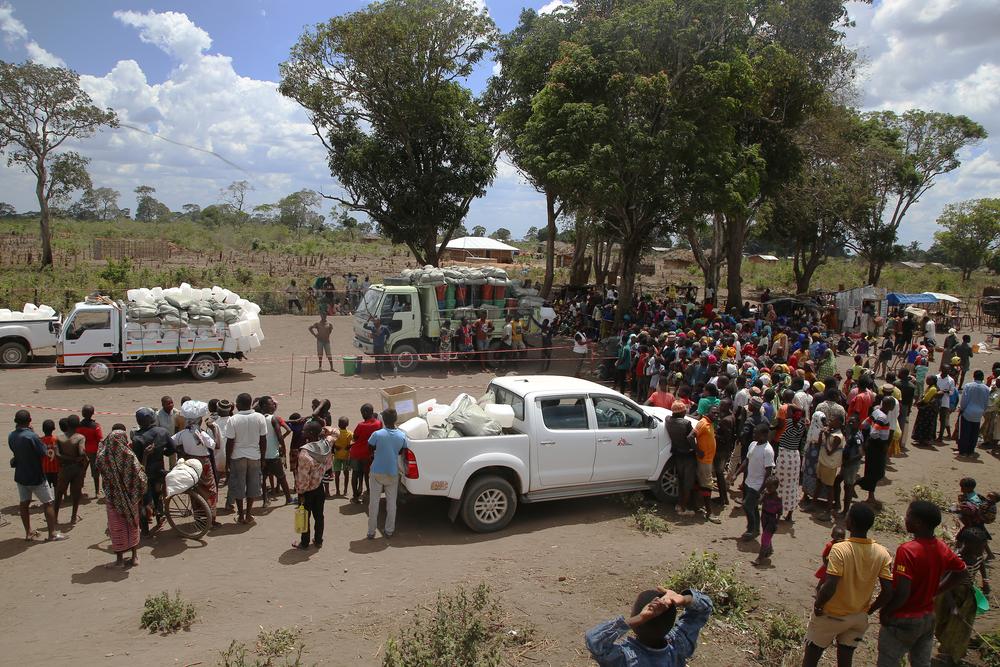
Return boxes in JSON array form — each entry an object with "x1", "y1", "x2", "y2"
[
  {"x1": 725, "y1": 213, "x2": 749, "y2": 312},
  {"x1": 614, "y1": 241, "x2": 643, "y2": 327},
  {"x1": 542, "y1": 190, "x2": 558, "y2": 298},
  {"x1": 36, "y1": 161, "x2": 53, "y2": 268},
  {"x1": 569, "y1": 226, "x2": 591, "y2": 286},
  {"x1": 685, "y1": 216, "x2": 723, "y2": 301},
  {"x1": 867, "y1": 259, "x2": 883, "y2": 286}
]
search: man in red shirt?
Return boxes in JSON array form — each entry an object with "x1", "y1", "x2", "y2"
[
  {"x1": 349, "y1": 403, "x2": 382, "y2": 504},
  {"x1": 846, "y1": 378, "x2": 875, "y2": 424},
  {"x1": 876, "y1": 501, "x2": 968, "y2": 667},
  {"x1": 644, "y1": 378, "x2": 675, "y2": 409},
  {"x1": 76, "y1": 404, "x2": 104, "y2": 498}
]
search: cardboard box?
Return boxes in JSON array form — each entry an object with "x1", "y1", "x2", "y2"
[{"x1": 380, "y1": 384, "x2": 418, "y2": 423}]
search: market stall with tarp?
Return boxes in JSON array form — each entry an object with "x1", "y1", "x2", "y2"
[
  {"x1": 834, "y1": 285, "x2": 887, "y2": 334},
  {"x1": 922, "y1": 292, "x2": 961, "y2": 303},
  {"x1": 886, "y1": 293, "x2": 937, "y2": 306}
]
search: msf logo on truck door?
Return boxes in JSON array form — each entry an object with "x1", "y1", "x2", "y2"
[{"x1": 616, "y1": 437, "x2": 632, "y2": 447}]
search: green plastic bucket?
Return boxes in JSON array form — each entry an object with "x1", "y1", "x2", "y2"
[
  {"x1": 343, "y1": 356, "x2": 359, "y2": 377},
  {"x1": 974, "y1": 585, "x2": 990, "y2": 615}
]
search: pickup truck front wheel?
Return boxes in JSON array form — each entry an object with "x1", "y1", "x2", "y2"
[
  {"x1": 652, "y1": 460, "x2": 679, "y2": 503},
  {"x1": 461, "y1": 475, "x2": 517, "y2": 533},
  {"x1": 83, "y1": 358, "x2": 116, "y2": 385}
]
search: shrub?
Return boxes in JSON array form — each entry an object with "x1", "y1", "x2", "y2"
[
  {"x1": 664, "y1": 552, "x2": 757, "y2": 620},
  {"x1": 382, "y1": 584, "x2": 533, "y2": 667},
  {"x1": 975, "y1": 629, "x2": 1000, "y2": 667},
  {"x1": 98, "y1": 258, "x2": 132, "y2": 284},
  {"x1": 218, "y1": 627, "x2": 306, "y2": 667},
  {"x1": 896, "y1": 483, "x2": 948, "y2": 510},
  {"x1": 140, "y1": 590, "x2": 197, "y2": 634},
  {"x1": 753, "y1": 610, "x2": 806, "y2": 666},
  {"x1": 873, "y1": 510, "x2": 907, "y2": 535},
  {"x1": 630, "y1": 506, "x2": 670, "y2": 535}
]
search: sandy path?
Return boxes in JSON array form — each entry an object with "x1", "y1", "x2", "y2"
[{"x1": 0, "y1": 314, "x2": 997, "y2": 666}]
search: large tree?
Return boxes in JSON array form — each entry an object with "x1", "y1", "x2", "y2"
[
  {"x1": 845, "y1": 110, "x2": 987, "y2": 285},
  {"x1": 74, "y1": 186, "x2": 121, "y2": 220},
  {"x1": 491, "y1": 6, "x2": 579, "y2": 298},
  {"x1": 279, "y1": 0, "x2": 498, "y2": 266},
  {"x1": 134, "y1": 184, "x2": 170, "y2": 221},
  {"x1": 519, "y1": 0, "x2": 765, "y2": 323},
  {"x1": 0, "y1": 61, "x2": 116, "y2": 265},
  {"x1": 933, "y1": 198, "x2": 1000, "y2": 281},
  {"x1": 766, "y1": 104, "x2": 870, "y2": 293}
]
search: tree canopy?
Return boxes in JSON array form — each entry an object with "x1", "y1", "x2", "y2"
[
  {"x1": 933, "y1": 198, "x2": 1000, "y2": 280},
  {"x1": 279, "y1": 0, "x2": 498, "y2": 266},
  {"x1": 0, "y1": 61, "x2": 117, "y2": 266}
]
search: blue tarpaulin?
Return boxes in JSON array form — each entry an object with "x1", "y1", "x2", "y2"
[{"x1": 887, "y1": 293, "x2": 937, "y2": 305}]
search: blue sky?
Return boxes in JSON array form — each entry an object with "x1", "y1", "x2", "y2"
[{"x1": 1, "y1": 0, "x2": 998, "y2": 245}]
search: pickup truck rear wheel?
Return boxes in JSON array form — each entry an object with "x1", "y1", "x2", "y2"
[
  {"x1": 652, "y1": 459, "x2": 679, "y2": 503},
  {"x1": 83, "y1": 358, "x2": 116, "y2": 385},
  {"x1": 0, "y1": 341, "x2": 28, "y2": 367},
  {"x1": 461, "y1": 475, "x2": 517, "y2": 533}
]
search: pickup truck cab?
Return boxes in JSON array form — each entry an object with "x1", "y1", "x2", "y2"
[
  {"x1": 0, "y1": 314, "x2": 60, "y2": 367},
  {"x1": 401, "y1": 375, "x2": 686, "y2": 532}
]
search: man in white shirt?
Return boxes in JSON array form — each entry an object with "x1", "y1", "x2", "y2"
[
  {"x1": 729, "y1": 422, "x2": 774, "y2": 541},
  {"x1": 936, "y1": 369, "x2": 957, "y2": 441},
  {"x1": 573, "y1": 330, "x2": 589, "y2": 378},
  {"x1": 224, "y1": 393, "x2": 267, "y2": 524}
]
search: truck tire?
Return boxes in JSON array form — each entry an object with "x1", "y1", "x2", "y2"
[
  {"x1": 83, "y1": 358, "x2": 116, "y2": 385},
  {"x1": 189, "y1": 354, "x2": 220, "y2": 381},
  {"x1": 0, "y1": 341, "x2": 28, "y2": 367},
  {"x1": 392, "y1": 343, "x2": 419, "y2": 373},
  {"x1": 652, "y1": 459, "x2": 679, "y2": 503},
  {"x1": 460, "y1": 475, "x2": 517, "y2": 533}
]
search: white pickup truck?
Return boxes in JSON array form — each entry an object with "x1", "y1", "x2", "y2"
[
  {"x1": 0, "y1": 314, "x2": 60, "y2": 367},
  {"x1": 401, "y1": 376, "x2": 688, "y2": 533}
]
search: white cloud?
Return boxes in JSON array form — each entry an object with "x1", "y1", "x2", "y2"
[
  {"x1": 846, "y1": 0, "x2": 1000, "y2": 244},
  {"x1": 0, "y1": 2, "x2": 27, "y2": 44},
  {"x1": 0, "y1": 2, "x2": 63, "y2": 66},
  {"x1": 538, "y1": 0, "x2": 574, "y2": 15},
  {"x1": 113, "y1": 10, "x2": 212, "y2": 64},
  {"x1": 24, "y1": 40, "x2": 64, "y2": 67},
  {"x1": 0, "y1": 9, "x2": 333, "y2": 216}
]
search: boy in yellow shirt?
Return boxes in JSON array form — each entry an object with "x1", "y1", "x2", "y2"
[{"x1": 331, "y1": 416, "x2": 352, "y2": 497}]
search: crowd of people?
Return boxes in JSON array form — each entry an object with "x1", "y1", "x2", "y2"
[
  {"x1": 6, "y1": 284, "x2": 1000, "y2": 666},
  {"x1": 554, "y1": 287, "x2": 998, "y2": 665},
  {"x1": 7, "y1": 392, "x2": 410, "y2": 564}
]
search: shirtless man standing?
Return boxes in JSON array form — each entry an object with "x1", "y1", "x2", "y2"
[
  {"x1": 308, "y1": 314, "x2": 335, "y2": 371},
  {"x1": 54, "y1": 415, "x2": 88, "y2": 525}
]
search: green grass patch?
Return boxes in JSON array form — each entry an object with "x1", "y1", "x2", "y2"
[
  {"x1": 873, "y1": 509, "x2": 907, "y2": 535},
  {"x1": 895, "y1": 483, "x2": 949, "y2": 510},
  {"x1": 140, "y1": 590, "x2": 197, "y2": 634},
  {"x1": 218, "y1": 627, "x2": 306, "y2": 667},
  {"x1": 665, "y1": 552, "x2": 757, "y2": 620},
  {"x1": 752, "y1": 610, "x2": 807, "y2": 666},
  {"x1": 382, "y1": 583, "x2": 534, "y2": 667},
  {"x1": 630, "y1": 506, "x2": 670, "y2": 535}
]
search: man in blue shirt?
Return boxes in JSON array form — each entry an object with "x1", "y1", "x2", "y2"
[
  {"x1": 585, "y1": 587, "x2": 713, "y2": 666},
  {"x1": 958, "y1": 370, "x2": 991, "y2": 457},
  {"x1": 366, "y1": 408, "x2": 408, "y2": 539},
  {"x1": 8, "y1": 410, "x2": 65, "y2": 541},
  {"x1": 366, "y1": 317, "x2": 392, "y2": 379}
]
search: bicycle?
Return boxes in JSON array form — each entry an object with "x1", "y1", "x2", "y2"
[{"x1": 163, "y1": 488, "x2": 212, "y2": 539}]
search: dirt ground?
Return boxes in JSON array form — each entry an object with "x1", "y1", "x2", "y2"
[{"x1": 0, "y1": 314, "x2": 998, "y2": 666}]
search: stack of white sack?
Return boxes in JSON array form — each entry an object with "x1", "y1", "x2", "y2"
[
  {"x1": 396, "y1": 393, "x2": 514, "y2": 440},
  {"x1": 124, "y1": 283, "x2": 263, "y2": 353},
  {"x1": 164, "y1": 458, "x2": 203, "y2": 497},
  {"x1": 0, "y1": 303, "x2": 57, "y2": 321}
]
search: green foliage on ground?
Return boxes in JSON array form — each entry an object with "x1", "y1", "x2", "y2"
[
  {"x1": 382, "y1": 583, "x2": 533, "y2": 667},
  {"x1": 873, "y1": 509, "x2": 907, "y2": 535},
  {"x1": 975, "y1": 629, "x2": 1000, "y2": 667},
  {"x1": 896, "y1": 483, "x2": 949, "y2": 510},
  {"x1": 140, "y1": 590, "x2": 197, "y2": 634},
  {"x1": 664, "y1": 552, "x2": 757, "y2": 620},
  {"x1": 753, "y1": 610, "x2": 807, "y2": 667}
]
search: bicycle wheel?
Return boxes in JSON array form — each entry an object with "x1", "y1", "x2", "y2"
[{"x1": 165, "y1": 491, "x2": 211, "y2": 539}]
